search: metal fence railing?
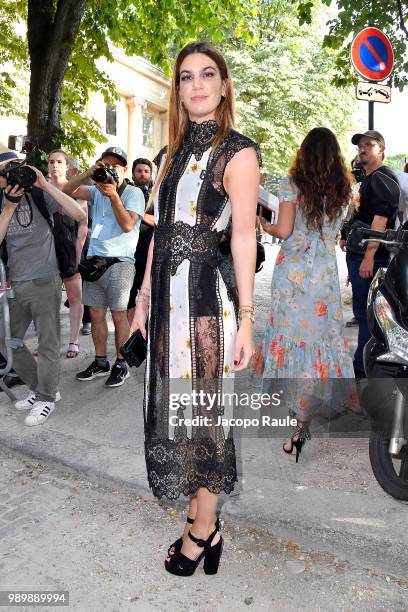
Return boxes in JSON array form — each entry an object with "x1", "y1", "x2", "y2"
[{"x1": 0, "y1": 260, "x2": 24, "y2": 401}]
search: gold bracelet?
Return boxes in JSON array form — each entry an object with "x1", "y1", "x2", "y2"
[{"x1": 238, "y1": 310, "x2": 255, "y2": 324}]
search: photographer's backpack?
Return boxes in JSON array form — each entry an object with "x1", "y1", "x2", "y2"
[{"x1": 0, "y1": 189, "x2": 8, "y2": 264}]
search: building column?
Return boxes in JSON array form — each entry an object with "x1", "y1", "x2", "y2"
[
  {"x1": 159, "y1": 111, "x2": 168, "y2": 152},
  {"x1": 126, "y1": 96, "x2": 145, "y2": 170}
]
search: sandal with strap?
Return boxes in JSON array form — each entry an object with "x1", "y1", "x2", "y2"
[
  {"x1": 283, "y1": 421, "x2": 311, "y2": 463},
  {"x1": 67, "y1": 342, "x2": 79, "y2": 359},
  {"x1": 167, "y1": 516, "x2": 194, "y2": 556},
  {"x1": 165, "y1": 522, "x2": 223, "y2": 576},
  {"x1": 167, "y1": 516, "x2": 220, "y2": 557}
]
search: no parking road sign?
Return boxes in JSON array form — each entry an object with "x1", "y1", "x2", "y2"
[{"x1": 351, "y1": 27, "x2": 394, "y2": 82}]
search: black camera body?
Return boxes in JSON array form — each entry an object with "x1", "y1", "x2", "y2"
[
  {"x1": 351, "y1": 162, "x2": 366, "y2": 183},
  {"x1": 91, "y1": 166, "x2": 119, "y2": 184},
  {"x1": 0, "y1": 162, "x2": 37, "y2": 191},
  {"x1": 0, "y1": 137, "x2": 40, "y2": 192}
]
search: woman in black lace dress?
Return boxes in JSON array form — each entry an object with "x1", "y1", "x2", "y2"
[{"x1": 131, "y1": 42, "x2": 260, "y2": 576}]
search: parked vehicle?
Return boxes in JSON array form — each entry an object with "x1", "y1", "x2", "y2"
[{"x1": 358, "y1": 224, "x2": 408, "y2": 500}]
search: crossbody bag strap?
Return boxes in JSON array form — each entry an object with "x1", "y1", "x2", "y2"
[
  {"x1": 27, "y1": 189, "x2": 54, "y2": 234},
  {"x1": 117, "y1": 182, "x2": 128, "y2": 198}
]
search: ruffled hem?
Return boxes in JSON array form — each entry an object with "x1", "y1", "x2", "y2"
[{"x1": 253, "y1": 336, "x2": 354, "y2": 379}]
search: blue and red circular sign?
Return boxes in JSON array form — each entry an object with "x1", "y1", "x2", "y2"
[{"x1": 351, "y1": 27, "x2": 394, "y2": 81}]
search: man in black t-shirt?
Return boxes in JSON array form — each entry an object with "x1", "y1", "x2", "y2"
[
  {"x1": 346, "y1": 130, "x2": 400, "y2": 377},
  {"x1": 127, "y1": 158, "x2": 154, "y2": 323}
]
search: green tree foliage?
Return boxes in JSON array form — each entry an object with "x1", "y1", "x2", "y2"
[
  {"x1": 386, "y1": 153, "x2": 408, "y2": 171},
  {"x1": 0, "y1": 1, "x2": 28, "y2": 117},
  {"x1": 294, "y1": 0, "x2": 408, "y2": 90},
  {"x1": 0, "y1": 0, "x2": 256, "y2": 161},
  {"x1": 223, "y1": 1, "x2": 358, "y2": 175}
]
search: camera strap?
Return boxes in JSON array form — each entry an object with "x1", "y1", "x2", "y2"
[
  {"x1": 0, "y1": 190, "x2": 7, "y2": 264},
  {"x1": 26, "y1": 189, "x2": 54, "y2": 232},
  {"x1": 4, "y1": 193, "x2": 23, "y2": 204},
  {"x1": 117, "y1": 182, "x2": 127, "y2": 198}
]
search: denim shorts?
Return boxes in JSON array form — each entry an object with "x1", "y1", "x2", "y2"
[{"x1": 82, "y1": 261, "x2": 135, "y2": 311}]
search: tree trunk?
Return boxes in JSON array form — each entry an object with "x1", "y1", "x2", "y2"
[{"x1": 27, "y1": 0, "x2": 86, "y2": 159}]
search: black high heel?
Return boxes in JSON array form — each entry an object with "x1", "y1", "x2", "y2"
[
  {"x1": 283, "y1": 422, "x2": 311, "y2": 463},
  {"x1": 165, "y1": 522, "x2": 223, "y2": 576}
]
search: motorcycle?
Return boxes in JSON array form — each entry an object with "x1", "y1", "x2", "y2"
[{"x1": 358, "y1": 224, "x2": 408, "y2": 500}]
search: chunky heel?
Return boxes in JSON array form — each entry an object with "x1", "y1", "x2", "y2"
[
  {"x1": 165, "y1": 521, "x2": 221, "y2": 577},
  {"x1": 204, "y1": 535, "x2": 223, "y2": 574}
]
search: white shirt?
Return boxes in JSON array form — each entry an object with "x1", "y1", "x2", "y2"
[{"x1": 394, "y1": 170, "x2": 408, "y2": 225}]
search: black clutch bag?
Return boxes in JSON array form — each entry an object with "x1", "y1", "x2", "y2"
[{"x1": 120, "y1": 330, "x2": 147, "y2": 368}]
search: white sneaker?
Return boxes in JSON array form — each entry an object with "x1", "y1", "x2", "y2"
[
  {"x1": 15, "y1": 391, "x2": 61, "y2": 410},
  {"x1": 25, "y1": 401, "x2": 56, "y2": 426}
]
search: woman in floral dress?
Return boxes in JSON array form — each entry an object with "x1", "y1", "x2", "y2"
[{"x1": 254, "y1": 127, "x2": 355, "y2": 460}]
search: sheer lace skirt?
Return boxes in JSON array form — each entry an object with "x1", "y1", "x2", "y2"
[{"x1": 144, "y1": 258, "x2": 238, "y2": 500}]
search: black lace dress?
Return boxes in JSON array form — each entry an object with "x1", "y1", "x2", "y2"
[{"x1": 144, "y1": 120, "x2": 261, "y2": 500}]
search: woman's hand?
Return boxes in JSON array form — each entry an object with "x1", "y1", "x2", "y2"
[
  {"x1": 259, "y1": 215, "x2": 275, "y2": 236},
  {"x1": 130, "y1": 302, "x2": 149, "y2": 339},
  {"x1": 231, "y1": 319, "x2": 254, "y2": 372},
  {"x1": 28, "y1": 165, "x2": 48, "y2": 190},
  {"x1": 84, "y1": 161, "x2": 104, "y2": 180}
]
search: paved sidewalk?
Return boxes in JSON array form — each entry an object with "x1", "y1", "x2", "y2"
[{"x1": 0, "y1": 246, "x2": 407, "y2": 576}]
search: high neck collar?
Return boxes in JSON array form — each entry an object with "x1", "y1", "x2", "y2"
[{"x1": 183, "y1": 120, "x2": 219, "y2": 159}]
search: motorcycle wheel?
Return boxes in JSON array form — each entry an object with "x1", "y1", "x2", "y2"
[{"x1": 369, "y1": 431, "x2": 408, "y2": 500}]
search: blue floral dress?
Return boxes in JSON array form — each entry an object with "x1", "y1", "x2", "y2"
[{"x1": 253, "y1": 178, "x2": 356, "y2": 419}]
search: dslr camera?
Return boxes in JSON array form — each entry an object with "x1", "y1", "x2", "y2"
[
  {"x1": 0, "y1": 162, "x2": 37, "y2": 192},
  {"x1": 91, "y1": 166, "x2": 120, "y2": 184},
  {"x1": 0, "y1": 138, "x2": 38, "y2": 192}
]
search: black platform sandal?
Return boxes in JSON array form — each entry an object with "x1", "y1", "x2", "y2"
[
  {"x1": 283, "y1": 422, "x2": 311, "y2": 463},
  {"x1": 167, "y1": 516, "x2": 221, "y2": 557},
  {"x1": 164, "y1": 522, "x2": 223, "y2": 576}
]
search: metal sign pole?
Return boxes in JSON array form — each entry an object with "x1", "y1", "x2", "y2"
[
  {"x1": 368, "y1": 101, "x2": 374, "y2": 130},
  {"x1": 351, "y1": 27, "x2": 394, "y2": 132}
]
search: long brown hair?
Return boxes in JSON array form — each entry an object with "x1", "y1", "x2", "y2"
[
  {"x1": 151, "y1": 41, "x2": 235, "y2": 199},
  {"x1": 289, "y1": 127, "x2": 352, "y2": 232}
]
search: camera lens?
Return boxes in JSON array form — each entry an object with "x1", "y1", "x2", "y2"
[
  {"x1": 7, "y1": 165, "x2": 37, "y2": 190},
  {"x1": 91, "y1": 167, "x2": 111, "y2": 183}
]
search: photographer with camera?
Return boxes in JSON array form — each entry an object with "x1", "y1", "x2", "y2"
[
  {"x1": 0, "y1": 149, "x2": 86, "y2": 426},
  {"x1": 63, "y1": 147, "x2": 145, "y2": 388}
]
